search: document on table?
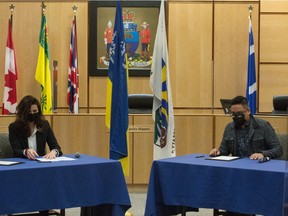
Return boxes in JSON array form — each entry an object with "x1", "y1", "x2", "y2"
[
  {"x1": 36, "y1": 156, "x2": 76, "y2": 163},
  {"x1": 206, "y1": 156, "x2": 240, "y2": 161},
  {"x1": 0, "y1": 160, "x2": 23, "y2": 166}
]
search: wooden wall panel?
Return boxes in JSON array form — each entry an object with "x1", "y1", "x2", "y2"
[
  {"x1": 132, "y1": 115, "x2": 154, "y2": 184},
  {"x1": 51, "y1": 115, "x2": 108, "y2": 157},
  {"x1": 0, "y1": 2, "x2": 88, "y2": 112},
  {"x1": 260, "y1": 116, "x2": 288, "y2": 134},
  {"x1": 214, "y1": 115, "x2": 231, "y2": 148},
  {"x1": 88, "y1": 76, "x2": 152, "y2": 109},
  {"x1": 259, "y1": 64, "x2": 288, "y2": 113},
  {"x1": 89, "y1": 77, "x2": 107, "y2": 109},
  {"x1": 168, "y1": 2, "x2": 213, "y2": 108},
  {"x1": 261, "y1": 0, "x2": 288, "y2": 13},
  {"x1": 214, "y1": 3, "x2": 259, "y2": 108},
  {"x1": 215, "y1": 0, "x2": 258, "y2": 1},
  {"x1": 175, "y1": 115, "x2": 213, "y2": 155},
  {"x1": 260, "y1": 14, "x2": 288, "y2": 63},
  {"x1": 0, "y1": 115, "x2": 18, "y2": 133}
]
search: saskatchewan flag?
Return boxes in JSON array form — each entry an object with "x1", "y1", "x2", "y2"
[
  {"x1": 105, "y1": 0, "x2": 129, "y2": 176},
  {"x1": 35, "y1": 14, "x2": 52, "y2": 114},
  {"x1": 150, "y1": 0, "x2": 176, "y2": 160}
]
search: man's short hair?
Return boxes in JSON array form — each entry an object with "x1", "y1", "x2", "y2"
[{"x1": 231, "y1": 96, "x2": 249, "y2": 109}]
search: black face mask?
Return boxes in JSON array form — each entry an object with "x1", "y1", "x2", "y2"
[
  {"x1": 232, "y1": 113, "x2": 246, "y2": 129},
  {"x1": 27, "y1": 112, "x2": 39, "y2": 122}
]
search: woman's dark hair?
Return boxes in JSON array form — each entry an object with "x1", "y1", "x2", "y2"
[{"x1": 14, "y1": 95, "x2": 45, "y2": 137}]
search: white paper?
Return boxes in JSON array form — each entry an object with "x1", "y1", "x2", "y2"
[
  {"x1": 208, "y1": 156, "x2": 240, "y2": 161},
  {"x1": 0, "y1": 160, "x2": 22, "y2": 165},
  {"x1": 36, "y1": 156, "x2": 76, "y2": 162}
]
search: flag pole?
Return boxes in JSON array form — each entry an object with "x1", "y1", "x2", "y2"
[
  {"x1": 248, "y1": 5, "x2": 253, "y2": 20},
  {"x1": 41, "y1": 1, "x2": 46, "y2": 16},
  {"x1": 246, "y1": 4, "x2": 257, "y2": 114},
  {"x1": 9, "y1": 4, "x2": 15, "y2": 29},
  {"x1": 72, "y1": 4, "x2": 79, "y2": 102}
]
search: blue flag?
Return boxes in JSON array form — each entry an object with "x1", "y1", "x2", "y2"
[
  {"x1": 105, "y1": 0, "x2": 129, "y2": 175},
  {"x1": 246, "y1": 17, "x2": 257, "y2": 114}
]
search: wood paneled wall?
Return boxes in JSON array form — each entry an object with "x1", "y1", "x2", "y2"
[{"x1": 0, "y1": 0, "x2": 287, "y2": 114}]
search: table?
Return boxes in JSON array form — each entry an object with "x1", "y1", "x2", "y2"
[
  {"x1": 145, "y1": 154, "x2": 288, "y2": 216},
  {"x1": 0, "y1": 154, "x2": 131, "y2": 215}
]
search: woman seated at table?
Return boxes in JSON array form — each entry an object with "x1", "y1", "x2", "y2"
[
  {"x1": 9, "y1": 95, "x2": 62, "y2": 160},
  {"x1": 9, "y1": 95, "x2": 63, "y2": 215}
]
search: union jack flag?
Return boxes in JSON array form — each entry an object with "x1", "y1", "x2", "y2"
[{"x1": 67, "y1": 16, "x2": 79, "y2": 113}]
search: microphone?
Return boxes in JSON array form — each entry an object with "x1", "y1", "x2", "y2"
[
  {"x1": 258, "y1": 157, "x2": 270, "y2": 163},
  {"x1": 74, "y1": 152, "x2": 80, "y2": 158}
]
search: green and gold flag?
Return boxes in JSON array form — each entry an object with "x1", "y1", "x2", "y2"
[{"x1": 35, "y1": 14, "x2": 52, "y2": 114}]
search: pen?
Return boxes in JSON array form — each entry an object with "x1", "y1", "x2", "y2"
[{"x1": 195, "y1": 155, "x2": 205, "y2": 158}]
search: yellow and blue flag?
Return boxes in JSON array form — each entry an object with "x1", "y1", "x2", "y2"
[
  {"x1": 105, "y1": 0, "x2": 129, "y2": 176},
  {"x1": 35, "y1": 14, "x2": 53, "y2": 114},
  {"x1": 150, "y1": 0, "x2": 175, "y2": 160},
  {"x1": 246, "y1": 16, "x2": 257, "y2": 114}
]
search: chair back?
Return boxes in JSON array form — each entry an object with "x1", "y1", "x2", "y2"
[
  {"x1": 272, "y1": 95, "x2": 288, "y2": 115},
  {"x1": 128, "y1": 94, "x2": 153, "y2": 114},
  {"x1": 0, "y1": 133, "x2": 14, "y2": 158}
]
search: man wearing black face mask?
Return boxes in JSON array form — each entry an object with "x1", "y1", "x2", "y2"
[
  {"x1": 209, "y1": 96, "x2": 283, "y2": 216},
  {"x1": 210, "y1": 95, "x2": 282, "y2": 160}
]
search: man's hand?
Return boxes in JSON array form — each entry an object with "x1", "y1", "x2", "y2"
[
  {"x1": 250, "y1": 153, "x2": 264, "y2": 160},
  {"x1": 209, "y1": 148, "x2": 220, "y2": 157}
]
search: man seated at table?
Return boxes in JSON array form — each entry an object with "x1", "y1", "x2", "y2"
[{"x1": 209, "y1": 95, "x2": 283, "y2": 216}]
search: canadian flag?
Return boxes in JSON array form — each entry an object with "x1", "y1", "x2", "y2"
[{"x1": 2, "y1": 19, "x2": 18, "y2": 115}]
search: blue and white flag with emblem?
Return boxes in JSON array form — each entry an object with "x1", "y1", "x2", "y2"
[
  {"x1": 246, "y1": 16, "x2": 257, "y2": 114},
  {"x1": 105, "y1": 0, "x2": 129, "y2": 176},
  {"x1": 150, "y1": 0, "x2": 175, "y2": 160}
]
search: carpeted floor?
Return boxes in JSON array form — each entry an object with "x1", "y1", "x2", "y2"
[{"x1": 64, "y1": 185, "x2": 213, "y2": 216}]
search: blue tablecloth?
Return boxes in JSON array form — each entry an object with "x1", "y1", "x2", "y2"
[
  {"x1": 145, "y1": 154, "x2": 288, "y2": 216},
  {"x1": 0, "y1": 154, "x2": 131, "y2": 215}
]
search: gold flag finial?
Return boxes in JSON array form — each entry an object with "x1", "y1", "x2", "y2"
[
  {"x1": 72, "y1": 5, "x2": 78, "y2": 15},
  {"x1": 9, "y1": 4, "x2": 15, "y2": 14},
  {"x1": 41, "y1": 1, "x2": 47, "y2": 14},
  {"x1": 248, "y1": 5, "x2": 253, "y2": 18}
]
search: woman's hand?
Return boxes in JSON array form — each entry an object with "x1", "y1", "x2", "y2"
[
  {"x1": 44, "y1": 150, "x2": 57, "y2": 159},
  {"x1": 25, "y1": 148, "x2": 39, "y2": 160}
]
